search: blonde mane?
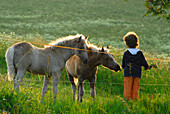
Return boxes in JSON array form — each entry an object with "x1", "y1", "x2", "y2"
[
  {"x1": 87, "y1": 44, "x2": 99, "y2": 53},
  {"x1": 87, "y1": 44, "x2": 109, "y2": 53},
  {"x1": 47, "y1": 34, "x2": 86, "y2": 47}
]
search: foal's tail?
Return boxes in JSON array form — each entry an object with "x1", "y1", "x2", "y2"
[{"x1": 5, "y1": 46, "x2": 15, "y2": 81}]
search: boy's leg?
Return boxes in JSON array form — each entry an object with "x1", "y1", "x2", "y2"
[
  {"x1": 131, "y1": 77, "x2": 140, "y2": 100},
  {"x1": 124, "y1": 77, "x2": 133, "y2": 100}
]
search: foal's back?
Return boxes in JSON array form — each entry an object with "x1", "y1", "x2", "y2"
[{"x1": 66, "y1": 54, "x2": 84, "y2": 77}]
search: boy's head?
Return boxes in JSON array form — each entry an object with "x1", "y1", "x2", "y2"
[{"x1": 123, "y1": 32, "x2": 139, "y2": 48}]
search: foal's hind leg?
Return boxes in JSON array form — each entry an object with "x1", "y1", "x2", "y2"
[
  {"x1": 77, "y1": 84, "x2": 80, "y2": 101},
  {"x1": 13, "y1": 67, "x2": 26, "y2": 91},
  {"x1": 68, "y1": 74, "x2": 76, "y2": 101},
  {"x1": 41, "y1": 75, "x2": 50, "y2": 103}
]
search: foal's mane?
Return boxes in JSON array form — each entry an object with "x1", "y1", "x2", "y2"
[
  {"x1": 87, "y1": 44, "x2": 109, "y2": 53},
  {"x1": 47, "y1": 34, "x2": 86, "y2": 47},
  {"x1": 87, "y1": 44, "x2": 99, "y2": 53}
]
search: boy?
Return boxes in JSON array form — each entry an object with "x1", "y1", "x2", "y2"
[{"x1": 122, "y1": 32, "x2": 150, "y2": 100}]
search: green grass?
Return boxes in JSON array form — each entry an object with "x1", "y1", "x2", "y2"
[
  {"x1": 0, "y1": 74, "x2": 169, "y2": 114},
  {"x1": 0, "y1": 0, "x2": 170, "y2": 113}
]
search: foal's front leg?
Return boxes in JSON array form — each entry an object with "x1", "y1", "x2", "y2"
[
  {"x1": 89, "y1": 73, "x2": 96, "y2": 101},
  {"x1": 52, "y1": 71, "x2": 61, "y2": 102},
  {"x1": 90, "y1": 80, "x2": 95, "y2": 99},
  {"x1": 78, "y1": 79, "x2": 84, "y2": 102}
]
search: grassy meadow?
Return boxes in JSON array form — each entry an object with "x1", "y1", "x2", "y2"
[{"x1": 0, "y1": 0, "x2": 169, "y2": 113}]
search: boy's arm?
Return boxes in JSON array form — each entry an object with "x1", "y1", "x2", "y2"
[
  {"x1": 140, "y1": 51, "x2": 149, "y2": 70},
  {"x1": 141, "y1": 52, "x2": 158, "y2": 69}
]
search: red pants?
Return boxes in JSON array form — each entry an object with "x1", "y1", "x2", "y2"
[{"x1": 123, "y1": 77, "x2": 140, "y2": 100}]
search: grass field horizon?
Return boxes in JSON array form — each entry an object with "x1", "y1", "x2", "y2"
[
  {"x1": 0, "y1": 0, "x2": 169, "y2": 54},
  {"x1": 0, "y1": 0, "x2": 169, "y2": 113}
]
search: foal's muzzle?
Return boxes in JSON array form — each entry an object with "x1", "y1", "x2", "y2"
[{"x1": 115, "y1": 65, "x2": 121, "y2": 72}]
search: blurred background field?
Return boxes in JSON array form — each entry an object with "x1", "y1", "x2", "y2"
[
  {"x1": 0, "y1": 0, "x2": 169, "y2": 113},
  {"x1": 0, "y1": 0, "x2": 169, "y2": 54}
]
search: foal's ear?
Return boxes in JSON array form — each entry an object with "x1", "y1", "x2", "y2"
[
  {"x1": 107, "y1": 45, "x2": 109, "y2": 49},
  {"x1": 77, "y1": 36, "x2": 82, "y2": 43},
  {"x1": 85, "y1": 36, "x2": 89, "y2": 40},
  {"x1": 101, "y1": 47, "x2": 104, "y2": 52}
]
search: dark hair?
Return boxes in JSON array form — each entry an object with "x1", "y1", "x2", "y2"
[{"x1": 123, "y1": 32, "x2": 139, "y2": 48}]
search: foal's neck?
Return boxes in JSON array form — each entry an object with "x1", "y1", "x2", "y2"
[
  {"x1": 88, "y1": 53, "x2": 101, "y2": 67},
  {"x1": 55, "y1": 48, "x2": 74, "y2": 62}
]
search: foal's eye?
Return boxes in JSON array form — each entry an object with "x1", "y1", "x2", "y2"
[{"x1": 103, "y1": 57, "x2": 109, "y2": 60}]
